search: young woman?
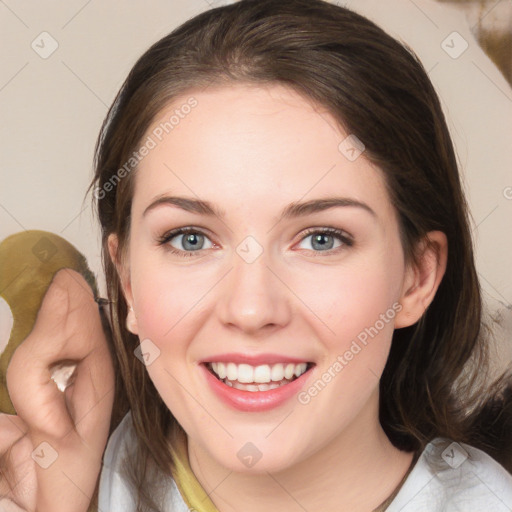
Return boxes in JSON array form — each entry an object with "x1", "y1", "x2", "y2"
[{"x1": 2, "y1": 0, "x2": 511, "y2": 511}]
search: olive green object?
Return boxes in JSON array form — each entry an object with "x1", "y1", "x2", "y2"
[{"x1": 0, "y1": 230, "x2": 99, "y2": 415}]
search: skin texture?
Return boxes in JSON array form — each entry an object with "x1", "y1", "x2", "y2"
[
  {"x1": 1, "y1": 269, "x2": 114, "y2": 512},
  {"x1": 110, "y1": 83, "x2": 447, "y2": 512}
]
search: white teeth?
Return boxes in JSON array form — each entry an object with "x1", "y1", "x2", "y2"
[
  {"x1": 216, "y1": 362, "x2": 226, "y2": 379},
  {"x1": 295, "y1": 363, "x2": 307, "y2": 377},
  {"x1": 237, "y1": 364, "x2": 254, "y2": 383},
  {"x1": 209, "y1": 361, "x2": 310, "y2": 384},
  {"x1": 284, "y1": 363, "x2": 295, "y2": 379},
  {"x1": 271, "y1": 364, "x2": 284, "y2": 381},
  {"x1": 231, "y1": 380, "x2": 290, "y2": 392},
  {"x1": 232, "y1": 381, "x2": 260, "y2": 391},
  {"x1": 226, "y1": 362, "x2": 237, "y2": 381},
  {"x1": 254, "y1": 364, "x2": 271, "y2": 383}
]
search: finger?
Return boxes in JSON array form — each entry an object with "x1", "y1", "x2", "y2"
[
  {"x1": 0, "y1": 498, "x2": 27, "y2": 512},
  {"x1": 31, "y1": 342, "x2": 115, "y2": 512},
  {"x1": 0, "y1": 417, "x2": 36, "y2": 512},
  {"x1": 48, "y1": 269, "x2": 115, "y2": 448},
  {"x1": 6, "y1": 269, "x2": 115, "y2": 512},
  {"x1": 50, "y1": 269, "x2": 115, "y2": 449},
  {"x1": 6, "y1": 269, "x2": 111, "y2": 440},
  {"x1": 6, "y1": 271, "x2": 78, "y2": 437},
  {"x1": 65, "y1": 324, "x2": 115, "y2": 447},
  {"x1": 0, "y1": 415, "x2": 27, "y2": 453},
  {"x1": 10, "y1": 268, "x2": 95, "y2": 362}
]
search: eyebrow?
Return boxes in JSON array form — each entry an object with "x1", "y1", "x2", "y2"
[{"x1": 142, "y1": 195, "x2": 376, "y2": 221}]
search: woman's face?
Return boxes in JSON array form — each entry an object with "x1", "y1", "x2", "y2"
[{"x1": 118, "y1": 83, "x2": 415, "y2": 472}]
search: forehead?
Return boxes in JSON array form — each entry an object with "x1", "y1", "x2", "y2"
[{"x1": 131, "y1": 83, "x2": 393, "y2": 223}]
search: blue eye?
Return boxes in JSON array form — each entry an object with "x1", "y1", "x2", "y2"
[
  {"x1": 157, "y1": 226, "x2": 353, "y2": 258},
  {"x1": 158, "y1": 227, "x2": 213, "y2": 257},
  {"x1": 297, "y1": 228, "x2": 353, "y2": 253}
]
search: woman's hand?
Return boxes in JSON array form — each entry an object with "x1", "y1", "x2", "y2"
[{"x1": 0, "y1": 269, "x2": 115, "y2": 512}]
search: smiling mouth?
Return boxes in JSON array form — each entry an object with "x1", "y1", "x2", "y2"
[{"x1": 205, "y1": 361, "x2": 314, "y2": 392}]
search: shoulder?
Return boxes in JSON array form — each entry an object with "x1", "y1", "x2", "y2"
[
  {"x1": 102, "y1": 411, "x2": 135, "y2": 470},
  {"x1": 98, "y1": 410, "x2": 189, "y2": 512},
  {"x1": 98, "y1": 412, "x2": 138, "y2": 512},
  {"x1": 388, "y1": 437, "x2": 512, "y2": 511}
]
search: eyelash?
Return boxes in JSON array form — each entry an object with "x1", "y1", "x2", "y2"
[{"x1": 156, "y1": 226, "x2": 354, "y2": 258}]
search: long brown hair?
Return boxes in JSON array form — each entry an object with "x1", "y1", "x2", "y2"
[{"x1": 89, "y1": 1, "x2": 512, "y2": 509}]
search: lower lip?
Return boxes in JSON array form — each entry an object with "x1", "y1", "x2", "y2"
[{"x1": 200, "y1": 363, "x2": 313, "y2": 412}]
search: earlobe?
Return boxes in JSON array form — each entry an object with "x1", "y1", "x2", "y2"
[
  {"x1": 394, "y1": 231, "x2": 448, "y2": 329},
  {"x1": 107, "y1": 233, "x2": 119, "y2": 270},
  {"x1": 125, "y1": 305, "x2": 139, "y2": 334},
  {"x1": 108, "y1": 234, "x2": 138, "y2": 334},
  {"x1": 108, "y1": 234, "x2": 128, "y2": 297}
]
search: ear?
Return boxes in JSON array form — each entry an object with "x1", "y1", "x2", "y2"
[
  {"x1": 394, "y1": 231, "x2": 448, "y2": 329},
  {"x1": 108, "y1": 233, "x2": 138, "y2": 334}
]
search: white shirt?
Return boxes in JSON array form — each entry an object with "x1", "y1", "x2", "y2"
[{"x1": 99, "y1": 411, "x2": 512, "y2": 512}]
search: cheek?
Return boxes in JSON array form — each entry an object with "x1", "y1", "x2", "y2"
[
  {"x1": 293, "y1": 258, "x2": 404, "y2": 417},
  {"x1": 288, "y1": 248, "x2": 405, "y2": 400},
  {"x1": 128, "y1": 253, "x2": 205, "y2": 416},
  {"x1": 129, "y1": 249, "x2": 217, "y2": 343},
  {"x1": 293, "y1": 256, "x2": 403, "y2": 343}
]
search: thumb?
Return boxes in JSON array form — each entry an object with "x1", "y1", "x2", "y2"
[{"x1": 6, "y1": 268, "x2": 113, "y2": 441}]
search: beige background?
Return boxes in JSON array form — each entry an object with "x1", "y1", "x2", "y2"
[{"x1": 1, "y1": 0, "x2": 511, "y2": 371}]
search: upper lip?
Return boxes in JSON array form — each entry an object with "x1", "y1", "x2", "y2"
[{"x1": 200, "y1": 353, "x2": 313, "y2": 366}]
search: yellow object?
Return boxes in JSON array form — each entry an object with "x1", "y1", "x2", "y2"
[
  {"x1": 168, "y1": 429, "x2": 220, "y2": 512},
  {"x1": 0, "y1": 230, "x2": 98, "y2": 415}
]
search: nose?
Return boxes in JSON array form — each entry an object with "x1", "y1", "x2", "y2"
[{"x1": 216, "y1": 249, "x2": 292, "y2": 336}]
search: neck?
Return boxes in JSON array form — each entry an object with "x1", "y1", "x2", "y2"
[{"x1": 187, "y1": 389, "x2": 415, "y2": 512}]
